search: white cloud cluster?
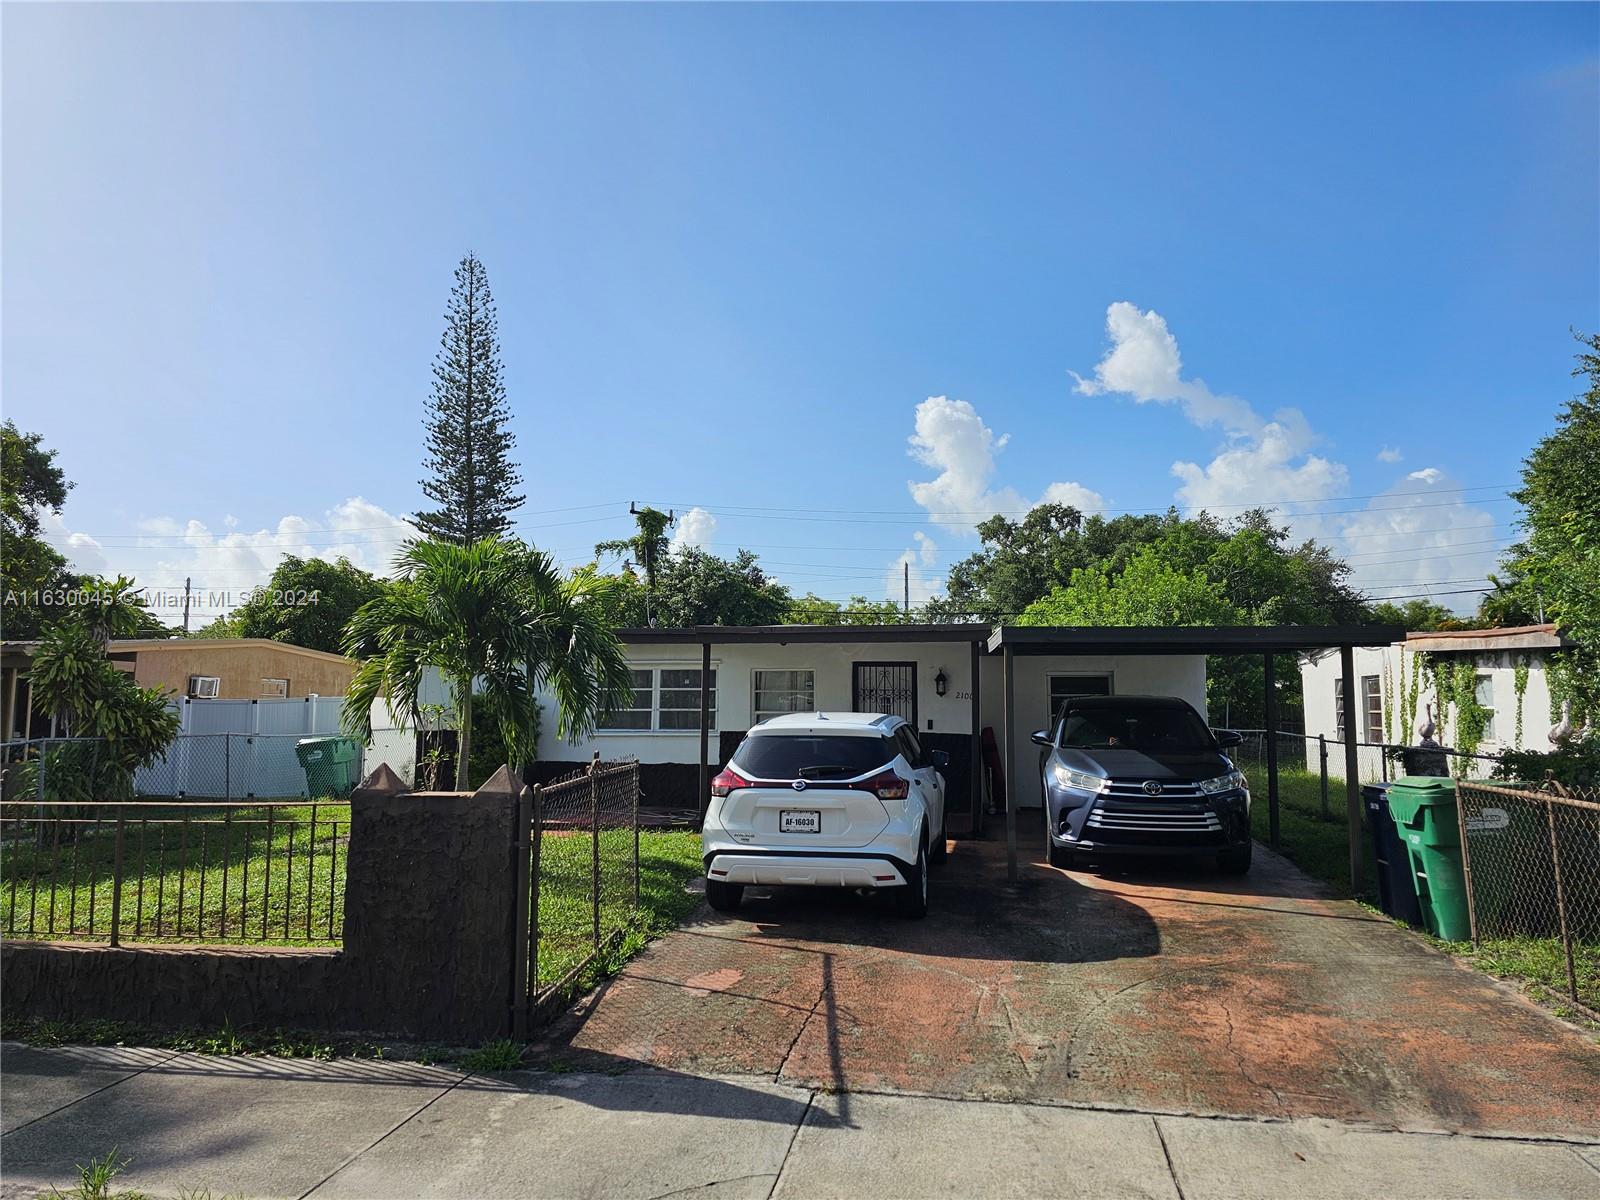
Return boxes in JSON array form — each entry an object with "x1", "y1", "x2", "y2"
[
  {"x1": 1070, "y1": 302, "x2": 1262, "y2": 435},
  {"x1": 906, "y1": 395, "x2": 1103, "y2": 533},
  {"x1": 670, "y1": 506, "x2": 717, "y2": 553},
  {"x1": 42, "y1": 497, "x2": 417, "y2": 623},
  {"x1": 1074, "y1": 301, "x2": 1504, "y2": 610}
]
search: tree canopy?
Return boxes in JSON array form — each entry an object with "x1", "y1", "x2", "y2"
[
  {"x1": 201, "y1": 556, "x2": 386, "y2": 654},
  {"x1": 1491, "y1": 332, "x2": 1600, "y2": 723},
  {"x1": 415, "y1": 253, "x2": 525, "y2": 543}
]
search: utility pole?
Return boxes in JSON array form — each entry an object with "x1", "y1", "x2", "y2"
[
  {"x1": 628, "y1": 502, "x2": 675, "y2": 628},
  {"x1": 903, "y1": 562, "x2": 910, "y2": 618},
  {"x1": 182, "y1": 577, "x2": 192, "y2": 634}
]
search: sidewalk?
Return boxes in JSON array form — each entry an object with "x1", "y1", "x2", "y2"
[{"x1": 3, "y1": 1043, "x2": 1598, "y2": 1199}]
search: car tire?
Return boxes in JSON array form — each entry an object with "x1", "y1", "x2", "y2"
[
  {"x1": 929, "y1": 824, "x2": 948, "y2": 864},
  {"x1": 894, "y1": 843, "x2": 929, "y2": 919},
  {"x1": 705, "y1": 878, "x2": 745, "y2": 912},
  {"x1": 1218, "y1": 842, "x2": 1253, "y2": 875}
]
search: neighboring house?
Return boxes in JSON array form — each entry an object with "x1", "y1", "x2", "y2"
[
  {"x1": 1299, "y1": 624, "x2": 1571, "y2": 779},
  {"x1": 369, "y1": 623, "x2": 1210, "y2": 831},
  {"x1": 1, "y1": 638, "x2": 356, "y2": 741}
]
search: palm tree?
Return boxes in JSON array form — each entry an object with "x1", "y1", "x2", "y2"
[{"x1": 341, "y1": 538, "x2": 634, "y2": 791}]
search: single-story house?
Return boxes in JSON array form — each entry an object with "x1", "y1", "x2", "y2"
[
  {"x1": 368, "y1": 622, "x2": 1401, "y2": 883},
  {"x1": 1298, "y1": 623, "x2": 1572, "y2": 778},
  {"x1": 2, "y1": 638, "x2": 356, "y2": 741}
]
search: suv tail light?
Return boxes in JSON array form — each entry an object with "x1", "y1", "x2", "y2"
[
  {"x1": 849, "y1": 770, "x2": 909, "y2": 801},
  {"x1": 710, "y1": 767, "x2": 751, "y2": 798}
]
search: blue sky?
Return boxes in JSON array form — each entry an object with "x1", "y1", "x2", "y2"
[{"x1": 5, "y1": 3, "x2": 1596, "y2": 621}]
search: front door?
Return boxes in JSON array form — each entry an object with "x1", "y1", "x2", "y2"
[{"x1": 853, "y1": 661, "x2": 917, "y2": 724}]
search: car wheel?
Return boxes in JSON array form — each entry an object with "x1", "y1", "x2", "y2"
[
  {"x1": 894, "y1": 842, "x2": 929, "y2": 919},
  {"x1": 705, "y1": 878, "x2": 745, "y2": 912},
  {"x1": 1218, "y1": 842, "x2": 1253, "y2": 875},
  {"x1": 929, "y1": 824, "x2": 948, "y2": 864}
]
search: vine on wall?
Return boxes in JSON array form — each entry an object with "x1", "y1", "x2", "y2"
[
  {"x1": 1446, "y1": 658, "x2": 1493, "y2": 772},
  {"x1": 1382, "y1": 656, "x2": 1395, "y2": 743},
  {"x1": 1400, "y1": 651, "x2": 1424, "y2": 746},
  {"x1": 1513, "y1": 656, "x2": 1530, "y2": 749}
]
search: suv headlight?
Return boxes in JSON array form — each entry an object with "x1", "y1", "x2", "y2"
[
  {"x1": 1197, "y1": 770, "x2": 1248, "y2": 795},
  {"x1": 1052, "y1": 762, "x2": 1108, "y2": 793}
]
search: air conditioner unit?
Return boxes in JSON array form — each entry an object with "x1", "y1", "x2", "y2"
[{"x1": 189, "y1": 675, "x2": 221, "y2": 699}]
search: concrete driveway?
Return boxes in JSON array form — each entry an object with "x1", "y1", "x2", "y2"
[{"x1": 533, "y1": 831, "x2": 1600, "y2": 1140}]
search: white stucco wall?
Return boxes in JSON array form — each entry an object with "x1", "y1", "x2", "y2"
[
  {"x1": 979, "y1": 653, "x2": 1209, "y2": 809},
  {"x1": 540, "y1": 639, "x2": 982, "y2": 762},
  {"x1": 1299, "y1": 644, "x2": 1556, "y2": 779}
]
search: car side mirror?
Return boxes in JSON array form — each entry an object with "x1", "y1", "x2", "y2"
[
  {"x1": 1030, "y1": 730, "x2": 1052, "y2": 747},
  {"x1": 929, "y1": 750, "x2": 950, "y2": 770},
  {"x1": 1214, "y1": 729, "x2": 1243, "y2": 748}
]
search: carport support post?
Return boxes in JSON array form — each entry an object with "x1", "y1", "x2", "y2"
[
  {"x1": 969, "y1": 640, "x2": 982, "y2": 837},
  {"x1": 1003, "y1": 643, "x2": 1017, "y2": 885},
  {"x1": 1264, "y1": 653, "x2": 1281, "y2": 849},
  {"x1": 1340, "y1": 644, "x2": 1363, "y2": 890},
  {"x1": 698, "y1": 641, "x2": 712, "y2": 825}
]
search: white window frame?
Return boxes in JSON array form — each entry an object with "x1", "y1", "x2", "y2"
[
  {"x1": 1361, "y1": 675, "x2": 1383, "y2": 743},
  {"x1": 752, "y1": 668, "x2": 816, "y2": 725},
  {"x1": 1047, "y1": 672, "x2": 1114, "y2": 720},
  {"x1": 261, "y1": 677, "x2": 289, "y2": 699},
  {"x1": 1475, "y1": 672, "x2": 1497, "y2": 743},
  {"x1": 596, "y1": 664, "x2": 718, "y2": 734}
]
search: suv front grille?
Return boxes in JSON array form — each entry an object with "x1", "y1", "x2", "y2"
[
  {"x1": 1103, "y1": 780, "x2": 1204, "y2": 800},
  {"x1": 1087, "y1": 804, "x2": 1223, "y2": 834}
]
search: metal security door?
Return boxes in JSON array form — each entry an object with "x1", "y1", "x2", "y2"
[{"x1": 852, "y1": 662, "x2": 918, "y2": 725}]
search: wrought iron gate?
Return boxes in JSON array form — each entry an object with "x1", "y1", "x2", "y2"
[{"x1": 852, "y1": 661, "x2": 918, "y2": 724}]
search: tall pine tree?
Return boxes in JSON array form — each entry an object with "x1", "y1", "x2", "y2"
[{"x1": 416, "y1": 253, "x2": 525, "y2": 543}]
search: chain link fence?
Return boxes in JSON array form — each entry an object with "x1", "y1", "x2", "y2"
[
  {"x1": 1456, "y1": 781, "x2": 1599, "y2": 1016},
  {"x1": 525, "y1": 758, "x2": 641, "y2": 1023},
  {"x1": 2, "y1": 735, "x2": 362, "y2": 802}
]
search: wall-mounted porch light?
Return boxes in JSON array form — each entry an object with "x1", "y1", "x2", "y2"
[{"x1": 934, "y1": 668, "x2": 948, "y2": 697}]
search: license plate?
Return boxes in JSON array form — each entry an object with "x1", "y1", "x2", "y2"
[{"x1": 780, "y1": 810, "x2": 822, "y2": 834}]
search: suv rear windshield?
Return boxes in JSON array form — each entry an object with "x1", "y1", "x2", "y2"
[
  {"x1": 732, "y1": 734, "x2": 895, "y2": 781},
  {"x1": 1060, "y1": 706, "x2": 1214, "y2": 753}
]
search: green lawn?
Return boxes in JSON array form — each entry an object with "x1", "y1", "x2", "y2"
[
  {"x1": 532, "y1": 828, "x2": 702, "y2": 990},
  {"x1": 1242, "y1": 766, "x2": 1598, "y2": 1022},
  {"x1": 1243, "y1": 765, "x2": 1375, "y2": 901},
  {"x1": 0, "y1": 803, "x2": 348, "y2": 945}
]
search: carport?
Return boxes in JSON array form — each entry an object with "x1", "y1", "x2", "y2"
[{"x1": 984, "y1": 624, "x2": 1403, "y2": 885}]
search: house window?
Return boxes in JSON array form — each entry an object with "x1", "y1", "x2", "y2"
[
  {"x1": 261, "y1": 678, "x2": 289, "y2": 699},
  {"x1": 1475, "y1": 673, "x2": 1497, "y2": 742},
  {"x1": 1362, "y1": 676, "x2": 1383, "y2": 743},
  {"x1": 659, "y1": 668, "x2": 716, "y2": 730},
  {"x1": 1048, "y1": 673, "x2": 1112, "y2": 722},
  {"x1": 1335, "y1": 677, "x2": 1346, "y2": 743},
  {"x1": 599, "y1": 667, "x2": 716, "y2": 732},
  {"x1": 753, "y1": 669, "x2": 815, "y2": 724}
]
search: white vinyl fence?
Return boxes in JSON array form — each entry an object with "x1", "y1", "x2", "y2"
[{"x1": 134, "y1": 696, "x2": 354, "y2": 799}]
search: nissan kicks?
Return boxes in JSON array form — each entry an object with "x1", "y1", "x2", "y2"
[{"x1": 701, "y1": 712, "x2": 948, "y2": 918}]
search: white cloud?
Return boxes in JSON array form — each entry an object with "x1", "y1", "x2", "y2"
[
  {"x1": 1073, "y1": 301, "x2": 1502, "y2": 612},
  {"x1": 906, "y1": 395, "x2": 1102, "y2": 533},
  {"x1": 41, "y1": 497, "x2": 417, "y2": 623},
  {"x1": 1334, "y1": 469, "x2": 1499, "y2": 600},
  {"x1": 1071, "y1": 302, "x2": 1262, "y2": 435},
  {"x1": 670, "y1": 506, "x2": 717, "y2": 553},
  {"x1": 40, "y1": 511, "x2": 109, "y2": 576}
]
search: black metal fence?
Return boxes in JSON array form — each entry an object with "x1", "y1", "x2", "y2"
[
  {"x1": 0, "y1": 799, "x2": 349, "y2": 945},
  {"x1": 1456, "y1": 781, "x2": 1599, "y2": 1017},
  {"x1": 521, "y1": 757, "x2": 641, "y2": 1026}
]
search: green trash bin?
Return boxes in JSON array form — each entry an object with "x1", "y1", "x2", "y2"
[
  {"x1": 1386, "y1": 776, "x2": 1472, "y2": 941},
  {"x1": 296, "y1": 736, "x2": 351, "y2": 799},
  {"x1": 324, "y1": 737, "x2": 361, "y2": 797}
]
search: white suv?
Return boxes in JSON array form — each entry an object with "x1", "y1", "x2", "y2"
[{"x1": 701, "y1": 712, "x2": 948, "y2": 918}]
